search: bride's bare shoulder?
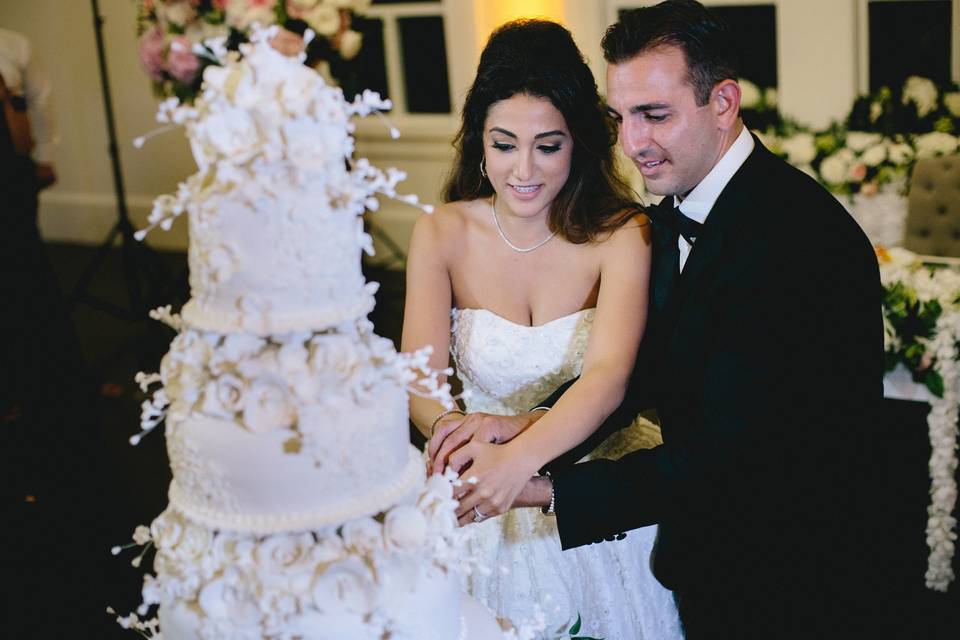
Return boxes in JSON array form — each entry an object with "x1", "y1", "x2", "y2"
[
  {"x1": 592, "y1": 209, "x2": 652, "y2": 246},
  {"x1": 410, "y1": 199, "x2": 487, "y2": 249}
]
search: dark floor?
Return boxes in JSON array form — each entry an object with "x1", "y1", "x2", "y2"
[{"x1": 3, "y1": 241, "x2": 959, "y2": 638}]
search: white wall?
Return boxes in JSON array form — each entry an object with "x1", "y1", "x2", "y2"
[{"x1": 0, "y1": 0, "x2": 937, "y2": 256}]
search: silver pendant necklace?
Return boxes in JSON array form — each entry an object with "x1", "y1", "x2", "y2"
[{"x1": 491, "y1": 197, "x2": 557, "y2": 253}]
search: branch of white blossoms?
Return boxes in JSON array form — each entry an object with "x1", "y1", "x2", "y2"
[
  {"x1": 130, "y1": 374, "x2": 169, "y2": 446},
  {"x1": 149, "y1": 305, "x2": 183, "y2": 331},
  {"x1": 399, "y1": 344, "x2": 469, "y2": 411}
]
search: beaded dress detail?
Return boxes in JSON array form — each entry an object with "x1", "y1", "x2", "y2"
[{"x1": 450, "y1": 308, "x2": 683, "y2": 640}]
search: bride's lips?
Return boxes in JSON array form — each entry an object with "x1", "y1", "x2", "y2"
[
  {"x1": 507, "y1": 183, "x2": 543, "y2": 201},
  {"x1": 637, "y1": 158, "x2": 668, "y2": 177}
]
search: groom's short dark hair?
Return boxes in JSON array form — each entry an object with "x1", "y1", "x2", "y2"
[{"x1": 602, "y1": 0, "x2": 738, "y2": 106}]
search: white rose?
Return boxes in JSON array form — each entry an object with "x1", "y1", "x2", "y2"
[
  {"x1": 945, "y1": 92, "x2": 960, "y2": 118},
  {"x1": 763, "y1": 86, "x2": 777, "y2": 108},
  {"x1": 915, "y1": 132, "x2": 958, "y2": 158},
  {"x1": 156, "y1": 0, "x2": 197, "y2": 28},
  {"x1": 242, "y1": 377, "x2": 295, "y2": 433},
  {"x1": 200, "y1": 373, "x2": 248, "y2": 418},
  {"x1": 860, "y1": 143, "x2": 887, "y2": 167},
  {"x1": 171, "y1": 520, "x2": 214, "y2": 564},
  {"x1": 210, "y1": 531, "x2": 257, "y2": 569},
  {"x1": 336, "y1": 29, "x2": 363, "y2": 60},
  {"x1": 277, "y1": 340, "x2": 310, "y2": 376},
  {"x1": 151, "y1": 510, "x2": 185, "y2": 550},
  {"x1": 887, "y1": 142, "x2": 914, "y2": 165},
  {"x1": 780, "y1": 133, "x2": 816, "y2": 165},
  {"x1": 255, "y1": 532, "x2": 315, "y2": 574},
  {"x1": 738, "y1": 78, "x2": 761, "y2": 109},
  {"x1": 340, "y1": 516, "x2": 384, "y2": 554},
  {"x1": 310, "y1": 530, "x2": 347, "y2": 565},
  {"x1": 198, "y1": 568, "x2": 261, "y2": 625},
  {"x1": 224, "y1": 0, "x2": 277, "y2": 31},
  {"x1": 303, "y1": 5, "x2": 341, "y2": 37},
  {"x1": 902, "y1": 76, "x2": 938, "y2": 117},
  {"x1": 309, "y1": 334, "x2": 362, "y2": 381},
  {"x1": 819, "y1": 152, "x2": 850, "y2": 186},
  {"x1": 845, "y1": 131, "x2": 882, "y2": 152},
  {"x1": 384, "y1": 505, "x2": 428, "y2": 549},
  {"x1": 311, "y1": 556, "x2": 378, "y2": 614},
  {"x1": 219, "y1": 334, "x2": 267, "y2": 363},
  {"x1": 198, "y1": 106, "x2": 262, "y2": 162}
]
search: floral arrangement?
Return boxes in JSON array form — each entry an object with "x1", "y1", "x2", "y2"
[
  {"x1": 136, "y1": 0, "x2": 370, "y2": 103},
  {"x1": 757, "y1": 76, "x2": 960, "y2": 197},
  {"x1": 737, "y1": 77, "x2": 780, "y2": 132},
  {"x1": 878, "y1": 247, "x2": 959, "y2": 592}
]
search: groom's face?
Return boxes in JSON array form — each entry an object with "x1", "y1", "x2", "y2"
[{"x1": 606, "y1": 45, "x2": 726, "y2": 198}]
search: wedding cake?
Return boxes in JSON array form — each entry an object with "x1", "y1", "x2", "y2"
[{"x1": 113, "y1": 28, "x2": 504, "y2": 640}]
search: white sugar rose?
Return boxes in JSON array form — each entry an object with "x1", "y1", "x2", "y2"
[
  {"x1": 279, "y1": 65, "x2": 319, "y2": 116},
  {"x1": 309, "y1": 334, "x2": 362, "y2": 381},
  {"x1": 340, "y1": 516, "x2": 384, "y2": 554},
  {"x1": 218, "y1": 333, "x2": 267, "y2": 364},
  {"x1": 860, "y1": 143, "x2": 887, "y2": 167},
  {"x1": 198, "y1": 567, "x2": 261, "y2": 625},
  {"x1": 945, "y1": 92, "x2": 960, "y2": 117},
  {"x1": 310, "y1": 530, "x2": 347, "y2": 565},
  {"x1": 902, "y1": 76, "x2": 938, "y2": 117},
  {"x1": 150, "y1": 510, "x2": 185, "y2": 550},
  {"x1": 171, "y1": 521, "x2": 214, "y2": 564},
  {"x1": 193, "y1": 105, "x2": 260, "y2": 163},
  {"x1": 845, "y1": 131, "x2": 882, "y2": 153},
  {"x1": 277, "y1": 338, "x2": 311, "y2": 376},
  {"x1": 242, "y1": 377, "x2": 295, "y2": 433},
  {"x1": 200, "y1": 373, "x2": 248, "y2": 418},
  {"x1": 255, "y1": 532, "x2": 315, "y2": 573},
  {"x1": 915, "y1": 132, "x2": 958, "y2": 159},
  {"x1": 738, "y1": 78, "x2": 761, "y2": 109},
  {"x1": 384, "y1": 505, "x2": 428, "y2": 549},
  {"x1": 211, "y1": 531, "x2": 257, "y2": 569},
  {"x1": 887, "y1": 142, "x2": 914, "y2": 165},
  {"x1": 311, "y1": 556, "x2": 378, "y2": 614},
  {"x1": 205, "y1": 243, "x2": 238, "y2": 285},
  {"x1": 780, "y1": 133, "x2": 816, "y2": 166}
]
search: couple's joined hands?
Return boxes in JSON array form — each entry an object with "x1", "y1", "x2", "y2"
[{"x1": 426, "y1": 411, "x2": 546, "y2": 526}]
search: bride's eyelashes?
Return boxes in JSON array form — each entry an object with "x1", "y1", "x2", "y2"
[{"x1": 489, "y1": 141, "x2": 564, "y2": 154}]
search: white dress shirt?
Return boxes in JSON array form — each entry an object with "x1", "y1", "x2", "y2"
[
  {"x1": 0, "y1": 28, "x2": 58, "y2": 164},
  {"x1": 674, "y1": 126, "x2": 754, "y2": 271}
]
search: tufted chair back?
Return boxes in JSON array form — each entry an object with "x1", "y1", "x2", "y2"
[{"x1": 904, "y1": 155, "x2": 960, "y2": 256}]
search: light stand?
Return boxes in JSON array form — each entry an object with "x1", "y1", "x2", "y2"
[{"x1": 70, "y1": 0, "x2": 181, "y2": 322}]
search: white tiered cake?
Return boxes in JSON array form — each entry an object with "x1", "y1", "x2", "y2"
[{"x1": 115, "y1": 28, "x2": 504, "y2": 640}]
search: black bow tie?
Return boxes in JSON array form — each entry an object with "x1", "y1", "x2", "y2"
[{"x1": 649, "y1": 200, "x2": 703, "y2": 245}]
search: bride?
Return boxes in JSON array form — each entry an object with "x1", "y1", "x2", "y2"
[{"x1": 401, "y1": 19, "x2": 682, "y2": 639}]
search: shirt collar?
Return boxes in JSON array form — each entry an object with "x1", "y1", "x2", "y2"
[{"x1": 673, "y1": 126, "x2": 754, "y2": 223}]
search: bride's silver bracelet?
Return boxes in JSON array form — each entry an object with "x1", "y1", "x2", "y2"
[{"x1": 429, "y1": 409, "x2": 465, "y2": 438}]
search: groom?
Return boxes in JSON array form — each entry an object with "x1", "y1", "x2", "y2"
[{"x1": 450, "y1": 1, "x2": 891, "y2": 637}]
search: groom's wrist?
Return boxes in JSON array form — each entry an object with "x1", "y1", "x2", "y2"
[{"x1": 513, "y1": 475, "x2": 553, "y2": 509}]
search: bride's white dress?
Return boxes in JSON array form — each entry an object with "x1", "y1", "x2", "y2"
[{"x1": 450, "y1": 307, "x2": 683, "y2": 640}]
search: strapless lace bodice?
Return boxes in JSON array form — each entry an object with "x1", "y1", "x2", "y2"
[{"x1": 450, "y1": 307, "x2": 594, "y2": 415}]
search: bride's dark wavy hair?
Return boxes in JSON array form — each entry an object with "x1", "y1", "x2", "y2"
[{"x1": 442, "y1": 19, "x2": 640, "y2": 243}]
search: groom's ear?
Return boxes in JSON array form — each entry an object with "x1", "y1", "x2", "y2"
[{"x1": 711, "y1": 79, "x2": 741, "y2": 130}]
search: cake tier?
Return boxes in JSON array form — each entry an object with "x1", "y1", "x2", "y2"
[
  {"x1": 138, "y1": 473, "x2": 473, "y2": 640},
  {"x1": 183, "y1": 186, "x2": 375, "y2": 335}
]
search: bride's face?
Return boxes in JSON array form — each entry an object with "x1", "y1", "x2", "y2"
[{"x1": 482, "y1": 93, "x2": 572, "y2": 220}]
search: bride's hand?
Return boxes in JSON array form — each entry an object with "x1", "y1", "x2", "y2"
[
  {"x1": 448, "y1": 441, "x2": 539, "y2": 527},
  {"x1": 426, "y1": 412, "x2": 467, "y2": 475},
  {"x1": 430, "y1": 412, "x2": 536, "y2": 475}
]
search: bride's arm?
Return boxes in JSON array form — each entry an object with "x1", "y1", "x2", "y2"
[
  {"x1": 400, "y1": 208, "x2": 462, "y2": 440},
  {"x1": 449, "y1": 215, "x2": 652, "y2": 523}
]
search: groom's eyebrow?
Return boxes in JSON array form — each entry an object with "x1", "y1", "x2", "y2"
[{"x1": 630, "y1": 102, "x2": 670, "y2": 113}]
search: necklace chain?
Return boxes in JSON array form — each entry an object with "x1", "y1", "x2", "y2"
[{"x1": 490, "y1": 198, "x2": 557, "y2": 253}]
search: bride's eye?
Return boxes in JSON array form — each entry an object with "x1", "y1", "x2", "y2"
[
  {"x1": 538, "y1": 144, "x2": 562, "y2": 154},
  {"x1": 491, "y1": 141, "x2": 514, "y2": 151}
]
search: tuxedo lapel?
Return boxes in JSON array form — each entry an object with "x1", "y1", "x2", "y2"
[{"x1": 657, "y1": 140, "x2": 771, "y2": 336}]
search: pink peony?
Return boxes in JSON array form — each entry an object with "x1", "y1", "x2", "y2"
[
  {"x1": 165, "y1": 36, "x2": 200, "y2": 84},
  {"x1": 138, "y1": 28, "x2": 166, "y2": 82}
]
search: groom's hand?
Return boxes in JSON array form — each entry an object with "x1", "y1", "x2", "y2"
[{"x1": 430, "y1": 411, "x2": 546, "y2": 474}]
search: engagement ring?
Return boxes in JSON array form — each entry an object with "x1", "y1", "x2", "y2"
[{"x1": 473, "y1": 506, "x2": 487, "y2": 523}]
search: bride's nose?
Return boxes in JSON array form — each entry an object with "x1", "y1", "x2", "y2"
[{"x1": 512, "y1": 148, "x2": 535, "y2": 182}]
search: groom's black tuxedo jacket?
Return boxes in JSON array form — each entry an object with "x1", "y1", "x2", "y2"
[{"x1": 545, "y1": 138, "x2": 886, "y2": 621}]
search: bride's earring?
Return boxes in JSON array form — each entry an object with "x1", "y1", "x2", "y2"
[{"x1": 479, "y1": 157, "x2": 487, "y2": 179}]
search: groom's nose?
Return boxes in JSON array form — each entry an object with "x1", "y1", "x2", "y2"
[{"x1": 620, "y1": 118, "x2": 651, "y2": 160}]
